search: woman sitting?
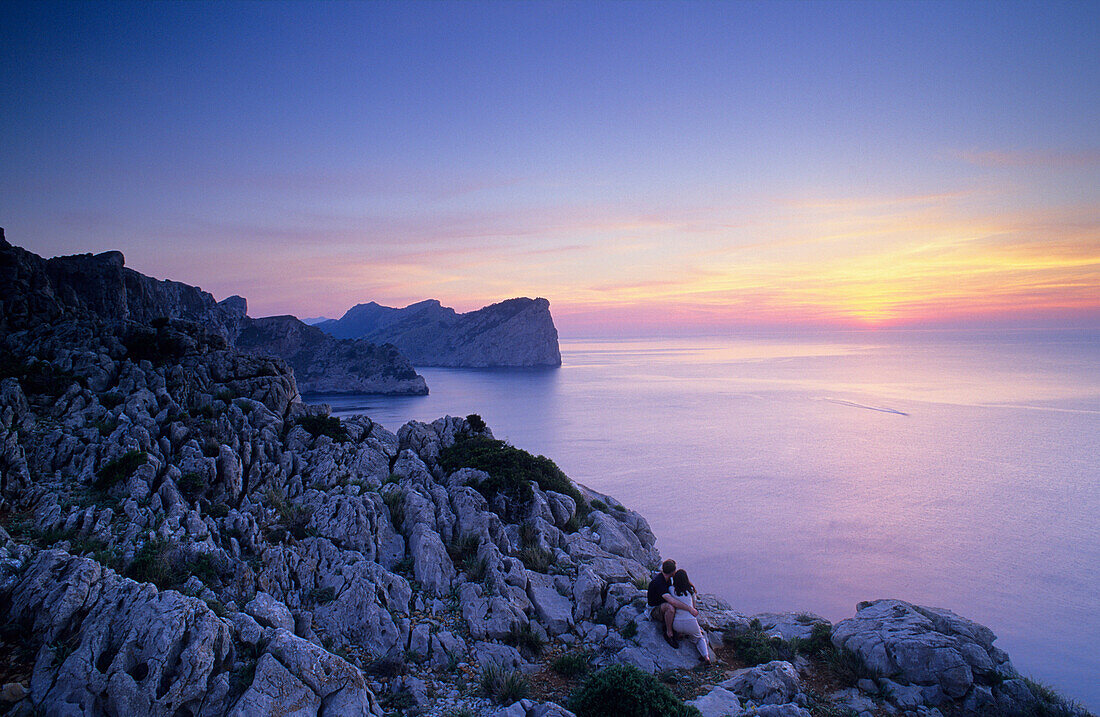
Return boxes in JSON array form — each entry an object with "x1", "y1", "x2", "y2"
[{"x1": 667, "y1": 569, "x2": 712, "y2": 664}]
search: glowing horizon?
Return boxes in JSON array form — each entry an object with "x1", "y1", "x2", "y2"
[{"x1": 2, "y1": 1, "x2": 1097, "y2": 337}]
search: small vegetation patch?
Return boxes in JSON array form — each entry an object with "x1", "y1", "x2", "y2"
[
  {"x1": 568, "y1": 663, "x2": 701, "y2": 717},
  {"x1": 297, "y1": 415, "x2": 349, "y2": 442},
  {"x1": 308, "y1": 586, "x2": 337, "y2": 605},
  {"x1": 179, "y1": 471, "x2": 208, "y2": 502},
  {"x1": 551, "y1": 650, "x2": 592, "y2": 678},
  {"x1": 504, "y1": 623, "x2": 545, "y2": 657},
  {"x1": 480, "y1": 663, "x2": 530, "y2": 705},
  {"x1": 439, "y1": 435, "x2": 586, "y2": 512},
  {"x1": 265, "y1": 489, "x2": 315, "y2": 542},
  {"x1": 126, "y1": 537, "x2": 183, "y2": 589},
  {"x1": 94, "y1": 451, "x2": 147, "y2": 491},
  {"x1": 465, "y1": 413, "x2": 487, "y2": 433},
  {"x1": 0, "y1": 355, "x2": 75, "y2": 397}
]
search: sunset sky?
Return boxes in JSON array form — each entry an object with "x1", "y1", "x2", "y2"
[{"x1": 2, "y1": 1, "x2": 1097, "y2": 335}]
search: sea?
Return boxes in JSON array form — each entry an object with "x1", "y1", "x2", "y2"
[{"x1": 311, "y1": 330, "x2": 1100, "y2": 710}]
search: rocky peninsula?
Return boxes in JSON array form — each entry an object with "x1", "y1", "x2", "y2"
[
  {"x1": 0, "y1": 231, "x2": 1090, "y2": 717},
  {"x1": 317, "y1": 298, "x2": 562, "y2": 368}
]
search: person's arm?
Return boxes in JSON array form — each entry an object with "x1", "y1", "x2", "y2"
[{"x1": 664, "y1": 589, "x2": 699, "y2": 620}]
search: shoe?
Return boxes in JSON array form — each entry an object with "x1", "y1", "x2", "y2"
[{"x1": 663, "y1": 633, "x2": 680, "y2": 649}]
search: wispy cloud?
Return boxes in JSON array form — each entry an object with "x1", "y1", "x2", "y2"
[{"x1": 953, "y1": 148, "x2": 1100, "y2": 168}]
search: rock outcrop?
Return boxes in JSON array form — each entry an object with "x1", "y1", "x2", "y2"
[
  {"x1": 317, "y1": 297, "x2": 563, "y2": 367},
  {"x1": 0, "y1": 232, "x2": 427, "y2": 395},
  {"x1": 234, "y1": 315, "x2": 426, "y2": 395}
]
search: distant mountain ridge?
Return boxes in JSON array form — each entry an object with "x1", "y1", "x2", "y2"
[{"x1": 317, "y1": 297, "x2": 562, "y2": 367}]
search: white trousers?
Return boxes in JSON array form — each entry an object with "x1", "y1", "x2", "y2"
[{"x1": 672, "y1": 610, "x2": 709, "y2": 660}]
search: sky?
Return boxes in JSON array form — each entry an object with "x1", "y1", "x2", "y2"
[{"x1": 1, "y1": 0, "x2": 1098, "y2": 336}]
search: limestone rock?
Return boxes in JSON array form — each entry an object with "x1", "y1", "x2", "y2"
[{"x1": 318, "y1": 297, "x2": 562, "y2": 367}]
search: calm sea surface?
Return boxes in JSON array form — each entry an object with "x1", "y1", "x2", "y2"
[{"x1": 314, "y1": 330, "x2": 1100, "y2": 709}]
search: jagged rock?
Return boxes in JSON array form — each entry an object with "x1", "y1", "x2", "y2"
[
  {"x1": 687, "y1": 686, "x2": 745, "y2": 717},
  {"x1": 228, "y1": 653, "x2": 320, "y2": 717},
  {"x1": 526, "y1": 570, "x2": 575, "y2": 636},
  {"x1": 572, "y1": 566, "x2": 605, "y2": 621},
  {"x1": 493, "y1": 699, "x2": 577, "y2": 717},
  {"x1": 245, "y1": 591, "x2": 295, "y2": 632},
  {"x1": 750, "y1": 612, "x2": 830, "y2": 641},
  {"x1": 318, "y1": 297, "x2": 562, "y2": 367},
  {"x1": 610, "y1": 611, "x2": 710, "y2": 672},
  {"x1": 235, "y1": 315, "x2": 427, "y2": 395},
  {"x1": 831, "y1": 599, "x2": 1024, "y2": 710},
  {"x1": 265, "y1": 629, "x2": 384, "y2": 715},
  {"x1": 4, "y1": 550, "x2": 232, "y2": 717},
  {"x1": 720, "y1": 661, "x2": 803, "y2": 706},
  {"x1": 407, "y1": 523, "x2": 456, "y2": 595},
  {"x1": 472, "y1": 642, "x2": 528, "y2": 671}
]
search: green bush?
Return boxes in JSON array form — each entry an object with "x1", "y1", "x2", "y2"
[
  {"x1": 297, "y1": 415, "x2": 349, "y2": 442},
  {"x1": 722, "y1": 620, "x2": 784, "y2": 666},
  {"x1": 621, "y1": 621, "x2": 638, "y2": 639},
  {"x1": 94, "y1": 451, "x2": 147, "y2": 491},
  {"x1": 568, "y1": 664, "x2": 701, "y2": 717},
  {"x1": 439, "y1": 435, "x2": 585, "y2": 511},
  {"x1": 179, "y1": 471, "x2": 208, "y2": 501},
  {"x1": 466, "y1": 413, "x2": 487, "y2": 433}
]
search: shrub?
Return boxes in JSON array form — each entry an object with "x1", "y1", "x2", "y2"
[
  {"x1": 820, "y1": 644, "x2": 872, "y2": 687},
  {"x1": 364, "y1": 651, "x2": 407, "y2": 677},
  {"x1": 126, "y1": 537, "x2": 184, "y2": 589},
  {"x1": 297, "y1": 415, "x2": 349, "y2": 442},
  {"x1": 94, "y1": 451, "x2": 147, "y2": 491},
  {"x1": 479, "y1": 663, "x2": 529, "y2": 705},
  {"x1": 266, "y1": 488, "x2": 314, "y2": 540},
  {"x1": 723, "y1": 621, "x2": 784, "y2": 666},
  {"x1": 518, "y1": 546, "x2": 554, "y2": 573},
  {"x1": 590, "y1": 500, "x2": 607, "y2": 512},
  {"x1": 621, "y1": 621, "x2": 638, "y2": 640},
  {"x1": 383, "y1": 489, "x2": 406, "y2": 530},
  {"x1": 466, "y1": 413, "x2": 487, "y2": 433},
  {"x1": 504, "y1": 623, "x2": 545, "y2": 656},
  {"x1": 8, "y1": 358, "x2": 75, "y2": 397},
  {"x1": 568, "y1": 664, "x2": 701, "y2": 717},
  {"x1": 439, "y1": 435, "x2": 585, "y2": 510},
  {"x1": 552, "y1": 650, "x2": 592, "y2": 678},
  {"x1": 308, "y1": 586, "x2": 337, "y2": 605},
  {"x1": 179, "y1": 471, "x2": 208, "y2": 501},
  {"x1": 794, "y1": 621, "x2": 833, "y2": 657}
]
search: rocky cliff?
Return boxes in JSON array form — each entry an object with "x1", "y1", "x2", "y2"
[
  {"x1": 0, "y1": 232, "x2": 427, "y2": 395},
  {"x1": 235, "y1": 315, "x2": 426, "y2": 395},
  {"x1": 318, "y1": 298, "x2": 563, "y2": 367},
  {"x1": 0, "y1": 233, "x2": 1088, "y2": 717}
]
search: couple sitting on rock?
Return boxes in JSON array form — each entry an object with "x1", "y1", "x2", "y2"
[{"x1": 647, "y1": 558, "x2": 712, "y2": 664}]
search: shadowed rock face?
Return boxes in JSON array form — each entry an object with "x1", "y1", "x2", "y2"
[
  {"x1": 235, "y1": 316, "x2": 427, "y2": 395},
  {"x1": 0, "y1": 231, "x2": 427, "y2": 395},
  {"x1": 319, "y1": 297, "x2": 563, "y2": 367}
]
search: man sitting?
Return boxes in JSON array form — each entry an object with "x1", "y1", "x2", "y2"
[{"x1": 647, "y1": 558, "x2": 697, "y2": 648}]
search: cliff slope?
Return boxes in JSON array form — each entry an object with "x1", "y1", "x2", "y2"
[
  {"x1": 0, "y1": 232, "x2": 426, "y2": 395},
  {"x1": 319, "y1": 297, "x2": 563, "y2": 367}
]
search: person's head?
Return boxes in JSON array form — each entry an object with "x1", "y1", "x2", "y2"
[
  {"x1": 672, "y1": 569, "x2": 695, "y2": 595},
  {"x1": 661, "y1": 559, "x2": 676, "y2": 577}
]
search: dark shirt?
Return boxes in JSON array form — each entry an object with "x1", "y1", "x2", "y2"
[{"x1": 647, "y1": 572, "x2": 670, "y2": 607}]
